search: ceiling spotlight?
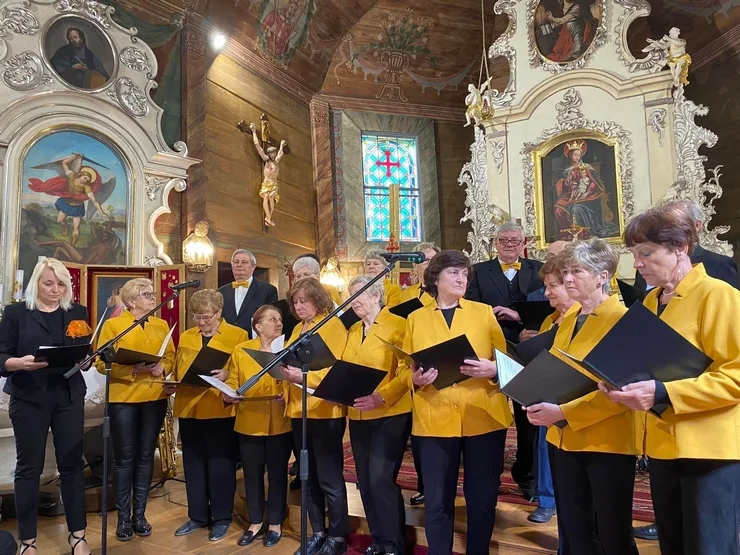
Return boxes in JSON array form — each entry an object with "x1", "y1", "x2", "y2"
[{"x1": 211, "y1": 33, "x2": 226, "y2": 50}]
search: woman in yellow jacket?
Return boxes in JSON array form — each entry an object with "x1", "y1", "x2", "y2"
[
  {"x1": 525, "y1": 240, "x2": 638, "y2": 555},
  {"x1": 342, "y1": 275, "x2": 412, "y2": 555},
  {"x1": 398, "y1": 250, "x2": 512, "y2": 555},
  {"x1": 607, "y1": 205, "x2": 740, "y2": 555},
  {"x1": 95, "y1": 278, "x2": 175, "y2": 542},
  {"x1": 224, "y1": 304, "x2": 292, "y2": 548},
  {"x1": 280, "y1": 278, "x2": 348, "y2": 555},
  {"x1": 364, "y1": 251, "x2": 402, "y2": 307},
  {"x1": 167, "y1": 290, "x2": 247, "y2": 541}
]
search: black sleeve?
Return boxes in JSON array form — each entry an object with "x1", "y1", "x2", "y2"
[
  {"x1": 466, "y1": 265, "x2": 482, "y2": 302},
  {"x1": 0, "y1": 307, "x2": 20, "y2": 375},
  {"x1": 266, "y1": 283, "x2": 278, "y2": 304},
  {"x1": 715, "y1": 259, "x2": 740, "y2": 290}
]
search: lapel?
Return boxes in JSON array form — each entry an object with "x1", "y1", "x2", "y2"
[
  {"x1": 427, "y1": 298, "x2": 463, "y2": 340},
  {"x1": 488, "y1": 259, "x2": 511, "y2": 301},
  {"x1": 517, "y1": 258, "x2": 533, "y2": 293},
  {"x1": 568, "y1": 295, "x2": 623, "y2": 360},
  {"x1": 221, "y1": 286, "x2": 237, "y2": 320},
  {"x1": 650, "y1": 264, "x2": 705, "y2": 323},
  {"x1": 237, "y1": 279, "x2": 258, "y2": 318},
  {"x1": 30, "y1": 308, "x2": 52, "y2": 336}
]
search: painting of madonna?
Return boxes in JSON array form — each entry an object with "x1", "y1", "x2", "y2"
[{"x1": 540, "y1": 138, "x2": 621, "y2": 244}]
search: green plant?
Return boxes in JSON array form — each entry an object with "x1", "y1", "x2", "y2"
[{"x1": 355, "y1": 16, "x2": 439, "y2": 69}]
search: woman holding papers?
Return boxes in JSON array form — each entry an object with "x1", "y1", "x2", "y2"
[
  {"x1": 525, "y1": 239, "x2": 638, "y2": 555},
  {"x1": 344, "y1": 275, "x2": 412, "y2": 555},
  {"x1": 604, "y1": 205, "x2": 740, "y2": 555},
  {"x1": 224, "y1": 304, "x2": 292, "y2": 547},
  {"x1": 0, "y1": 258, "x2": 93, "y2": 555},
  {"x1": 399, "y1": 250, "x2": 512, "y2": 555},
  {"x1": 168, "y1": 289, "x2": 247, "y2": 541},
  {"x1": 96, "y1": 278, "x2": 176, "y2": 542}
]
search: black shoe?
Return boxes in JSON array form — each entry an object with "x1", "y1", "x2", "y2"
[
  {"x1": 364, "y1": 544, "x2": 385, "y2": 555},
  {"x1": 318, "y1": 537, "x2": 347, "y2": 555},
  {"x1": 290, "y1": 476, "x2": 301, "y2": 490},
  {"x1": 133, "y1": 517, "x2": 152, "y2": 537},
  {"x1": 528, "y1": 507, "x2": 555, "y2": 523},
  {"x1": 210, "y1": 524, "x2": 229, "y2": 541},
  {"x1": 633, "y1": 523, "x2": 659, "y2": 541},
  {"x1": 116, "y1": 520, "x2": 133, "y2": 542},
  {"x1": 519, "y1": 484, "x2": 536, "y2": 502},
  {"x1": 238, "y1": 529, "x2": 264, "y2": 546},
  {"x1": 263, "y1": 530, "x2": 283, "y2": 547},
  {"x1": 174, "y1": 520, "x2": 204, "y2": 536},
  {"x1": 409, "y1": 493, "x2": 425, "y2": 506},
  {"x1": 294, "y1": 534, "x2": 326, "y2": 555}
]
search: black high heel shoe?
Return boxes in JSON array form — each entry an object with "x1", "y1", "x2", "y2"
[
  {"x1": 20, "y1": 540, "x2": 37, "y2": 554},
  {"x1": 69, "y1": 532, "x2": 88, "y2": 555}
]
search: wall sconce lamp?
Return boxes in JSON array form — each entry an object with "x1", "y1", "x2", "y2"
[
  {"x1": 320, "y1": 257, "x2": 344, "y2": 292},
  {"x1": 182, "y1": 221, "x2": 214, "y2": 273}
]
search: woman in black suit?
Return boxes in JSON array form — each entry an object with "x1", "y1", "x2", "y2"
[{"x1": 0, "y1": 258, "x2": 93, "y2": 555}]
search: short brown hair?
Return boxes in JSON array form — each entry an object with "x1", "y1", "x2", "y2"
[
  {"x1": 539, "y1": 255, "x2": 563, "y2": 282},
  {"x1": 252, "y1": 304, "x2": 282, "y2": 328},
  {"x1": 286, "y1": 277, "x2": 333, "y2": 319},
  {"x1": 423, "y1": 250, "x2": 472, "y2": 298},
  {"x1": 189, "y1": 289, "x2": 224, "y2": 314},
  {"x1": 624, "y1": 205, "x2": 698, "y2": 255}
]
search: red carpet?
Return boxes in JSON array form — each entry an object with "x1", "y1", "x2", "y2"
[
  {"x1": 343, "y1": 428, "x2": 655, "y2": 522},
  {"x1": 346, "y1": 533, "x2": 462, "y2": 555}
]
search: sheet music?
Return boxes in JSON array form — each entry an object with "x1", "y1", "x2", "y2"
[
  {"x1": 199, "y1": 375, "x2": 243, "y2": 398},
  {"x1": 270, "y1": 335, "x2": 285, "y2": 353},
  {"x1": 157, "y1": 324, "x2": 177, "y2": 357},
  {"x1": 495, "y1": 349, "x2": 524, "y2": 388}
]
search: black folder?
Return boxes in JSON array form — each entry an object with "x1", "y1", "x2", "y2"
[
  {"x1": 389, "y1": 297, "x2": 424, "y2": 319},
  {"x1": 379, "y1": 335, "x2": 479, "y2": 390},
  {"x1": 244, "y1": 334, "x2": 336, "y2": 374},
  {"x1": 34, "y1": 343, "x2": 91, "y2": 367},
  {"x1": 556, "y1": 302, "x2": 713, "y2": 390},
  {"x1": 312, "y1": 360, "x2": 386, "y2": 406},
  {"x1": 339, "y1": 308, "x2": 361, "y2": 330},
  {"x1": 617, "y1": 279, "x2": 645, "y2": 308},
  {"x1": 270, "y1": 299, "x2": 300, "y2": 337},
  {"x1": 112, "y1": 348, "x2": 163, "y2": 367},
  {"x1": 243, "y1": 348, "x2": 290, "y2": 380},
  {"x1": 499, "y1": 349, "x2": 599, "y2": 428},
  {"x1": 514, "y1": 301, "x2": 556, "y2": 331},
  {"x1": 506, "y1": 328, "x2": 557, "y2": 366},
  {"x1": 176, "y1": 347, "x2": 232, "y2": 386}
]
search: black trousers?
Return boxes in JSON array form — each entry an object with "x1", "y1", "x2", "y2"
[
  {"x1": 292, "y1": 417, "x2": 349, "y2": 537},
  {"x1": 239, "y1": 431, "x2": 293, "y2": 525},
  {"x1": 650, "y1": 457, "x2": 740, "y2": 555},
  {"x1": 109, "y1": 399, "x2": 167, "y2": 521},
  {"x1": 511, "y1": 402, "x2": 535, "y2": 492},
  {"x1": 550, "y1": 447, "x2": 638, "y2": 555},
  {"x1": 179, "y1": 417, "x2": 238, "y2": 527},
  {"x1": 417, "y1": 430, "x2": 506, "y2": 555},
  {"x1": 9, "y1": 389, "x2": 86, "y2": 540},
  {"x1": 349, "y1": 414, "x2": 411, "y2": 554},
  {"x1": 411, "y1": 434, "x2": 424, "y2": 494}
]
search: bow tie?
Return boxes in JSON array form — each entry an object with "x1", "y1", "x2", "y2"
[
  {"x1": 232, "y1": 280, "x2": 250, "y2": 288},
  {"x1": 501, "y1": 262, "x2": 521, "y2": 272}
]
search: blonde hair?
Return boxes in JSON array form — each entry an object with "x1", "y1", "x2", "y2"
[
  {"x1": 25, "y1": 258, "x2": 74, "y2": 310},
  {"x1": 120, "y1": 278, "x2": 153, "y2": 308},
  {"x1": 189, "y1": 289, "x2": 224, "y2": 314}
]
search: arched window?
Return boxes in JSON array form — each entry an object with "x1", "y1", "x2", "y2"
[{"x1": 362, "y1": 133, "x2": 422, "y2": 242}]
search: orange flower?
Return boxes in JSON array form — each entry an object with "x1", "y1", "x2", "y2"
[{"x1": 66, "y1": 319, "x2": 93, "y2": 339}]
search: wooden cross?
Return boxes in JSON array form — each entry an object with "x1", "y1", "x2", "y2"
[{"x1": 237, "y1": 114, "x2": 290, "y2": 155}]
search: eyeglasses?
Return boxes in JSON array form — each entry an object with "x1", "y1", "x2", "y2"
[
  {"x1": 193, "y1": 313, "x2": 217, "y2": 322},
  {"x1": 497, "y1": 238, "x2": 523, "y2": 246},
  {"x1": 138, "y1": 292, "x2": 155, "y2": 300}
]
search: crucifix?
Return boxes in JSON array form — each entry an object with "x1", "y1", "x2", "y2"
[{"x1": 376, "y1": 146, "x2": 402, "y2": 285}]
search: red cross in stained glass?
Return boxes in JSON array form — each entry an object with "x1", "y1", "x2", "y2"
[{"x1": 375, "y1": 150, "x2": 400, "y2": 177}]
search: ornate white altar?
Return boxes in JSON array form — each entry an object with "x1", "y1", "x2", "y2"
[{"x1": 459, "y1": 0, "x2": 731, "y2": 276}]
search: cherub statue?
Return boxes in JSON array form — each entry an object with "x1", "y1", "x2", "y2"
[
  {"x1": 464, "y1": 77, "x2": 493, "y2": 127},
  {"x1": 248, "y1": 122, "x2": 286, "y2": 227},
  {"x1": 644, "y1": 27, "x2": 692, "y2": 88}
]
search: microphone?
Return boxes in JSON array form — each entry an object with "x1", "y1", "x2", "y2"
[
  {"x1": 378, "y1": 252, "x2": 427, "y2": 264},
  {"x1": 171, "y1": 279, "x2": 201, "y2": 291}
]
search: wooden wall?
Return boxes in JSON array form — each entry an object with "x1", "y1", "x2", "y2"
[
  {"x1": 435, "y1": 122, "x2": 473, "y2": 252},
  {"x1": 202, "y1": 54, "x2": 316, "y2": 289}
]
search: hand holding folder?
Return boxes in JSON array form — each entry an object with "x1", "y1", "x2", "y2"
[
  {"x1": 34, "y1": 344, "x2": 91, "y2": 368},
  {"x1": 311, "y1": 360, "x2": 386, "y2": 406},
  {"x1": 113, "y1": 324, "x2": 176, "y2": 367}
]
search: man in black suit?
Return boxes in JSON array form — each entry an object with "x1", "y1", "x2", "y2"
[
  {"x1": 218, "y1": 249, "x2": 277, "y2": 339},
  {"x1": 633, "y1": 199, "x2": 739, "y2": 542},
  {"x1": 467, "y1": 222, "x2": 544, "y2": 499}
]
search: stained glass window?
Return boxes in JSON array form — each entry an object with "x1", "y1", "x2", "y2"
[{"x1": 362, "y1": 133, "x2": 422, "y2": 242}]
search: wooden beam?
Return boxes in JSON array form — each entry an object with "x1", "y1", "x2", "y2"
[{"x1": 315, "y1": 94, "x2": 466, "y2": 124}]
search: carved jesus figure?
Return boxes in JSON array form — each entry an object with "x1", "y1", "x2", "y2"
[{"x1": 249, "y1": 122, "x2": 286, "y2": 227}]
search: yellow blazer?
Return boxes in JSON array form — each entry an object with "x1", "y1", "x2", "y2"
[
  {"x1": 642, "y1": 264, "x2": 740, "y2": 460},
  {"x1": 172, "y1": 321, "x2": 248, "y2": 420},
  {"x1": 383, "y1": 280, "x2": 402, "y2": 308},
  {"x1": 285, "y1": 313, "x2": 348, "y2": 420},
  {"x1": 539, "y1": 310, "x2": 560, "y2": 334},
  {"x1": 546, "y1": 295, "x2": 638, "y2": 455},
  {"x1": 226, "y1": 338, "x2": 292, "y2": 436},
  {"x1": 324, "y1": 284, "x2": 343, "y2": 306},
  {"x1": 400, "y1": 283, "x2": 434, "y2": 307},
  {"x1": 397, "y1": 298, "x2": 513, "y2": 438},
  {"x1": 343, "y1": 308, "x2": 412, "y2": 421},
  {"x1": 96, "y1": 311, "x2": 175, "y2": 404}
]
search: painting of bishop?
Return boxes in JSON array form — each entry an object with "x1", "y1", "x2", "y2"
[{"x1": 19, "y1": 130, "x2": 129, "y2": 286}]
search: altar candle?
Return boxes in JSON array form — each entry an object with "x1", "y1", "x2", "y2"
[{"x1": 13, "y1": 270, "x2": 23, "y2": 302}]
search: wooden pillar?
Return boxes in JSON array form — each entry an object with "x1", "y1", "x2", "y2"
[{"x1": 310, "y1": 97, "x2": 335, "y2": 261}]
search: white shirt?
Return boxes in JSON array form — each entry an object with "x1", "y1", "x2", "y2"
[{"x1": 234, "y1": 277, "x2": 253, "y2": 314}]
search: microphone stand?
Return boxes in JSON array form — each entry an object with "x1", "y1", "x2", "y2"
[
  {"x1": 64, "y1": 288, "x2": 184, "y2": 555},
  {"x1": 235, "y1": 261, "x2": 398, "y2": 554}
]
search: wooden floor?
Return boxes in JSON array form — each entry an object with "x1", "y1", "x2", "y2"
[{"x1": 0, "y1": 480, "x2": 661, "y2": 554}]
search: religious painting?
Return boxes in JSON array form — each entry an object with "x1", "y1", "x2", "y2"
[
  {"x1": 534, "y1": 135, "x2": 623, "y2": 245},
  {"x1": 19, "y1": 129, "x2": 129, "y2": 287},
  {"x1": 44, "y1": 16, "x2": 114, "y2": 90},
  {"x1": 87, "y1": 267, "x2": 153, "y2": 329},
  {"x1": 256, "y1": 0, "x2": 316, "y2": 67},
  {"x1": 533, "y1": 0, "x2": 602, "y2": 63}
]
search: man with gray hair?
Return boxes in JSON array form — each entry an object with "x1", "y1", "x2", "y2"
[{"x1": 218, "y1": 249, "x2": 277, "y2": 338}]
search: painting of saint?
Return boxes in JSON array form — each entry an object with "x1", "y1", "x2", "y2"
[
  {"x1": 256, "y1": 0, "x2": 316, "y2": 66},
  {"x1": 538, "y1": 138, "x2": 621, "y2": 244},
  {"x1": 534, "y1": 0, "x2": 601, "y2": 63},
  {"x1": 19, "y1": 130, "x2": 128, "y2": 286},
  {"x1": 45, "y1": 17, "x2": 113, "y2": 89}
]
